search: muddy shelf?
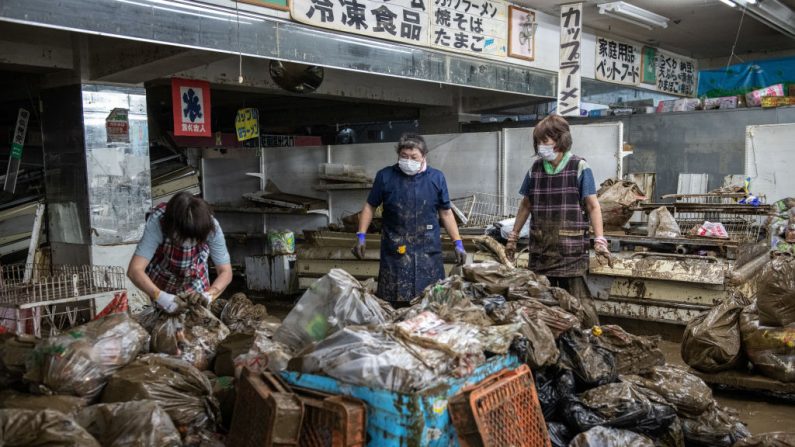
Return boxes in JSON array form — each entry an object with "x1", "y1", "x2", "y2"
[
  {"x1": 212, "y1": 204, "x2": 329, "y2": 215},
  {"x1": 690, "y1": 369, "x2": 795, "y2": 404}
]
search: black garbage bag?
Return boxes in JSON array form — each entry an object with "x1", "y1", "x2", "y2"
[
  {"x1": 732, "y1": 432, "x2": 795, "y2": 447},
  {"x1": 623, "y1": 365, "x2": 713, "y2": 417},
  {"x1": 569, "y1": 426, "x2": 654, "y2": 447},
  {"x1": 534, "y1": 368, "x2": 559, "y2": 420},
  {"x1": 579, "y1": 382, "x2": 677, "y2": 437},
  {"x1": 547, "y1": 421, "x2": 574, "y2": 447},
  {"x1": 562, "y1": 397, "x2": 607, "y2": 433},
  {"x1": 681, "y1": 404, "x2": 750, "y2": 447},
  {"x1": 558, "y1": 328, "x2": 618, "y2": 390},
  {"x1": 681, "y1": 295, "x2": 746, "y2": 373},
  {"x1": 654, "y1": 416, "x2": 685, "y2": 447}
]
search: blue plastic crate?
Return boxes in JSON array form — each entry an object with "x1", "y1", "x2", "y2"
[{"x1": 281, "y1": 354, "x2": 521, "y2": 447}]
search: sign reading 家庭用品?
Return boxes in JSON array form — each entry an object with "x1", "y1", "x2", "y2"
[
  {"x1": 172, "y1": 78, "x2": 212, "y2": 138},
  {"x1": 650, "y1": 49, "x2": 697, "y2": 96},
  {"x1": 595, "y1": 36, "x2": 640, "y2": 86},
  {"x1": 557, "y1": 2, "x2": 581, "y2": 117},
  {"x1": 429, "y1": 0, "x2": 507, "y2": 57},
  {"x1": 291, "y1": 0, "x2": 430, "y2": 46}
]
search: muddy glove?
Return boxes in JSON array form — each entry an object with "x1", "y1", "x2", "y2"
[
  {"x1": 505, "y1": 231, "x2": 518, "y2": 263},
  {"x1": 594, "y1": 236, "x2": 614, "y2": 268},
  {"x1": 351, "y1": 232, "x2": 367, "y2": 260},
  {"x1": 454, "y1": 239, "x2": 467, "y2": 265},
  {"x1": 154, "y1": 290, "x2": 179, "y2": 314},
  {"x1": 200, "y1": 291, "x2": 214, "y2": 307}
]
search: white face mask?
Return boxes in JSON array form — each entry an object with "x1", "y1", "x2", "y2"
[
  {"x1": 537, "y1": 144, "x2": 557, "y2": 161},
  {"x1": 399, "y1": 158, "x2": 423, "y2": 175}
]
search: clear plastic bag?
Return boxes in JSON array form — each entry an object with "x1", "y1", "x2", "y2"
[
  {"x1": 597, "y1": 179, "x2": 647, "y2": 230},
  {"x1": 680, "y1": 404, "x2": 750, "y2": 447},
  {"x1": 0, "y1": 390, "x2": 87, "y2": 416},
  {"x1": 740, "y1": 304, "x2": 795, "y2": 382},
  {"x1": 462, "y1": 261, "x2": 551, "y2": 300},
  {"x1": 648, "y1": 206, "x2": 681, "y2": 238},
  {"x1": 569, "y1": 426, "x2": 654, "y2": 447},
  {"x1": 24, "y1": 313, "x2": 150, "y2": 399},
  {"x1": 75, "y1": 400, "x2": 182, "y2": 447},
  {"x1": 0, "y1": 409, "x2": 100, "y2": 446},
  {"x1": 220, "y1": 293, "x2": 270, "y2": 334}
]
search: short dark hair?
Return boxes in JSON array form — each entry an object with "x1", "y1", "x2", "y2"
[
  {"x1": 396, "y1": 133, "x2": 428, "y2": 156},
  {"x1": 532, "y1": 114, "x2": 572, "y2": 154},
  {"x1": 161, "y1": 192, "x2": 215, "y2": 245}
]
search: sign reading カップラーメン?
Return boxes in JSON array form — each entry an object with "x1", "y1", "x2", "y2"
[
  {"x1": 172, "y1": 78, "x2": 212, "y2": 138},
  {"x1": 557, "y1": 3, "x2": 581, "y2": 117}
]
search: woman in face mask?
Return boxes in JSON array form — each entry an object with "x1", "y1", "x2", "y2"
[
  {"x1": 505, "y1": 114, "x2": 612, "y2": 327},
  {"x1": 352, "y1": 133, "x2": 466, "y2": 306}
]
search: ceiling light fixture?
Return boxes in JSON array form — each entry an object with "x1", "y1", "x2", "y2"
[
  {"x1": 600, "y1": 11, "x2": 653, "y2": 30},
  {"x1": 597, "y1": 1, "x2": 670, "y2": 29},
  {"x1": 720, "y1": 0, "x2": 795, "y2": 39},
  {"x1": 719, "y1": 0, "x2": 737, "y2": 6}
]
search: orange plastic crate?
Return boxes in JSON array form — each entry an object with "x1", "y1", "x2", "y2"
[
  {"x1": 450, "y1": 364, "x2": 550, "y2": 447},
  {"x1": 293, "y1": 386, "x2": 367, "y2": 447}
]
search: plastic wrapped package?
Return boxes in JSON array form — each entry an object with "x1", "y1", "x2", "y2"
[
  {"x1": 220, "y1": 293, "x2": 270, "y2": 334},
  {"x1": 547, "y1": 421, "x2": 574, "y2": 447},
  {"x1": 273, "y1": 269, "x2": 388, "y2": 353},
  {"x1": 100, "y1": 354, "x2": 220, "y2": 435},
  {"x1": 680, "y1": 404, "x2": 750, "y2": 447},
  {"x1": 75, "y1": 400, "x2": 182, "y2": 447},
  {"x1": 24, "y1": 313, "x2": 150, "y2": 399},
  {"x1": 0, "y1": 409, "x2": 100, "y2": 446},
  {"x1": 578, "y1": 382, "x2": 677, "y2": 437},
  {"x1": 267, "y1": 229, "x2": 295, "y2": 254},
  {"x1": 648, "y1": 206, "x2": 681, "y2": 238},
  {"x1": 569, "y1": 426, "x2": 654, "y2": 447},
  {"x1": 558, "y1": 328, "x2": 618, "y2": 390},
  {"x1": 594, "y1": 325, "x2": 665, "y2": 376},
  {"x1": 757, "y1": 257, "x2": 795, "y2": 327},
  {"x1": 732, "y1": 432, "x2": 795, "y2": 447},
  {"x1": 681, "y1": 297, "x2": 746, "y2": 373},
  {"x1": 623, "y1": 365, "x2": 713, "y2": 417},
  {"x1": 597, "y1": 179, "x2": 647, "y2": 230},
  {"x1": 0, "y1": 390, "x2": 87, "y2": 416},
  {"x1": 740, "y1": 305, "x2": 795, "y2": 382},
  {"x1": 288, "y1": 326, "x2": 459, "y2": 392},
  {"x1": 462, "y1": 261, "x2": 551, "y2": 300}
]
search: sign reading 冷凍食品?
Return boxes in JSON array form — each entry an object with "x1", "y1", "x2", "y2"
[
  {"x1": 429, "y1": 0, "x2": 508, "y2": 57},
  {"x1": 557, "y1": 2, "x2": 581, "y2": 117},
  {"x1": 595, "y1": 35, "x2": 640, "y2": 86}
]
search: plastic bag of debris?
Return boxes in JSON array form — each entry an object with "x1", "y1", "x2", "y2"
[
  {"x1": 288, "y1": 325, "x2": 461, "y2": 392},
  {"x1": 462, "y1": 261, "x2": 551, "y2": 300},
  {"x1": 509, "y1": 309, "x2": 560, "y2": 369},
  {"x1": 534, "y1": 366, "x2": 574, "y2": 421},
  {"x1": 648, "y1": 206, "x2": 681, "y2": 238},
  {"x1": 757, "y1": 257, "x2": 795, "y2": 327},
  {"x1": 680, "y1": 404, "x2": 750, "y2": 447},
  {"x1": 732, "y1": 432, "x2": 795, "y2": 447},
  {"x1": 0, "y1": 333, "x2": 36, "y2": 388},
  {"x1": 101, "y1": 354, "x2": 220, "y2": 435},
  {"x1": 0, "y1": 408, "x2": 100, "y2": 446},
  {"x1": 656, "y1": 417, "x2": 686, "y2": 447},
  {"x1": 24, "y1": 313, "x2": 150, "y2": 399},
  {"x1": 75, "y1": 400, "x2": 182, "y2": 447},
  {"x1": 681, "y1": 296, "x2": 746, "y2": 373},
  {"x1": 569, "y1": 426, "x2": 654, "y2": 447},
  {"x1": 623, "y1": 365, "x2": 713, "y2": 417},
  {"x1": 558, "y1": 328, "x2": 618, "y2": 390},
  {"x1": 234, "y1": 323, "x2": 293, "y2": 374},
  {"x1": 220, "y1": 293, "x2": 271, "y2": 333},
  {"x1": 597, "y1": 179, "x2": 647, "y2": 230},
  {"x1": 394, "y1": 311, "x2": 485, "y2": 357},
  {"x1": 214, "y1": 333, "x2": 255, "y2": 377},
  {"x1": 273, "y1": 269, "x2": 389, "y2": 353},
  {"x1": 547, "y1": 421, "x2": 574, "y2": 447},
  {"x1": 594, "y1": 325, "x2": 665, "y2": 375},
  {"x1": 502, "y1": 298, "x2": 579, "y2": 338},
  {"x1": 0, "y1": 390, "x2": 87, "y2": 416},
  {"x1": 577, "y1": 382, "x2": 677, "y2": 437},
  {"x1": 408, "y1": 277, "x2": 493, "y2": 327},
  {"x1": 740, "y1": 304, "x2": 795, "y2": 382}
]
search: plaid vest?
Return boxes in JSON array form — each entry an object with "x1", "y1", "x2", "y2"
[
  {"x1": 526, "y1": 155, "x2": 589, "y2": 277},
  {"x1": 145, "y1": 203, "x2": 211, "y2": 294}
]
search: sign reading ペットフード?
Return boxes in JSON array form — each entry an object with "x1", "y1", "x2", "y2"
[
  {"x1": 291, "y1": 0, "x2": 430, "y2": 46},
  {"x1": 652, "y1": 49, "x2": 697, "y2": 96},
  {"x1": 595, "y1": 35, "x2": 640, "y2": 86},
  {"x1": 429, "y1": 0, "x2": 507, "y2": 57}
]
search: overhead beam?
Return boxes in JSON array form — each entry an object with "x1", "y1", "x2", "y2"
[{"x1": 0, "y1": 39, "x2": 73, "y2": 70}]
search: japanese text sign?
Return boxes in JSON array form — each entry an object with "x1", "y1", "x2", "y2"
[
  {"x1": 653, "y1": 49, "x2": 697, "y2": 96},
  {"x1": 557, "y1": 2, "x2": 581, "y2": 117},
  {"x1": 235, "y1": 108, "x2": 260, "y2": 142},
  {"x1": 10, "y1": 108, "x2": 29, "y2": 160},
  {"x1": 172, "y1": 78, "x2": 212, "y2": 137},
  {"x1": 105, "y1": 108, "x2": 130, "y2": 143},
  {"x1": 430, "y1": 0, "x2": 507, "y2": 57},
  {"x1": 595, "y1": 36, "x2": 640, "y2": 86},
  {"x1": 291, "y1": 0, "x2": 430, "y2": 46}
]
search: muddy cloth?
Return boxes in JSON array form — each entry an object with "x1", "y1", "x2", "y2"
[
  {"x1": 462, "y1": 261, "x2": 552, "y2": 300},
  {"x1": 577, "y1": 382, "x2": 677, "y2": 437},
  {"x1": 732, "y1": 432, "x2": 795, "y2": 447},
  {"x1": 0, "y1": 408, "x2": 100, "y2": 446},
  {"x1": 740, "y1": 305, "x2": 795, "y2": 382},
  {"x1": 100, "y1": 354, "x2": 220, "y2": 435},
  {"x1": 0, "y1": 334, "x2": 35, "y2": 388},
  {"x1": 24, "y1": 313, "x2": 149, "y2": 399},
  {"x1": 757, "y1": 257, "x2": 795, "y2": 327},
  {"x1": 623, "y1": 365, "x2": 713, "y2": 417},
  {"x1": 75, "y1": 400, "x2": 182, "y2": 447},
  {"x1": 137, "y1": 298, "x2": 230, "y2": 371},
  {"x1": 558, "y1": 328, "x2": 618, "y2": 390},
  {"x1": 547, "y1": 276, "x2": 599, "y2": 327},
  {"x1": 547, "y1": 422, "x2": 574, "y2": 447},
  {"x1": 648, "y1": 206, "x2": 681, "y2": 238},
  {"x1": 680, "y1": 404, "x2": 750, "y2": 447},
  {"x1": 569, "y1": 426, "x2": 654, "y2": 447},
  {"x1": 288, "y1": 325, "x2": 461, "y2": 392},
  {"x1": 273, "y1": 269, "x2": 388, "y2": 353},
  {"x1": 681, "y1": 297, "x2": 746, "y2": 373},
  {"x1": 594, "y1": 325, "x2": 665, "y2": 376},
  {"x1": 597, "y1": 179, "x2": 647, "y2": 230},
  {"x1": 0, "y1": 390, "x2": 86, "y2": 416},
  {"x1": 220, "y1": 293, "x2": 269, "y2": 333},
  {"x1": 213, "y1": 333, "x2": 254, "y2": 377}
]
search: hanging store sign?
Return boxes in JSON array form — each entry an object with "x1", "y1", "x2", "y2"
[
  {"x1": 652, "y1": 49, "x2": 697, "y2": 97},
  {"x1": 172, "y1": 78, "x2": 212, "y2": 138},
  {"x1": 290, "y1": 0, "x2": 430, "y2": 46},
  {"x1": 235, "y1": 108, "x2": 260, "y2": 142},
  {"x1": 557, "y1": 2, "x2": 582, "y2": 117},
  {"x1": 238, "y1": 0, "x2": 289, "y2": 11},
  {"x1": 595, "y1": 36, "x2": 640, "y2": 86},
  {"x1": 3, "y1": 108, "x2": 30, "y2": 194},
  {"x1": 640, "y1": 46, "x2": 656, "y2": 85},
  {"x1": 105, "y1": 108, "x2": 130, "y2": 143},
  {"x1": 429, "y1": 0, "x2": 508, "y2": 57}
]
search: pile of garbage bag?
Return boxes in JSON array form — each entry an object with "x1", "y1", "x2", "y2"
[
  {"x1": 0, "y1": 408, "x2": 100, "y2": 446},
  {"x1": 681, "y1": 294, "x2": 747, "y2": 373},
  {"x1": 756, "y1": 256, "x2": 795, "y2": 327},
  {"x1": 75, "y1": 400, "x2": 182, "y2": 447}
]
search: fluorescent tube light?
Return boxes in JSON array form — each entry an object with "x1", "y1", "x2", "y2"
[
  {"x1": 747, "y1": 0, "x2": 795, "y2": 39},
  {"x1": 719, "y1": 0, "x2": 737, "y2": 6},
  {"x1": 601, "y1": 11, "x2": 652, "y2": 30},
  {"x1": 597, "y1": 1, "x2": 670, "y2": 28}
]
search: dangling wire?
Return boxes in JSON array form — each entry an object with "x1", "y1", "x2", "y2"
[
  {"x1": 236, "y1": 0, "x2": 243, "y2": 83},
  {"x1": 724, "y1": 4, "x2": 747, "y2": 74}
]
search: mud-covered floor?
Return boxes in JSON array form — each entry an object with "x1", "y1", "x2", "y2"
[{"x1": 659, "y1": 340, "x2": 795, "y2": 434}]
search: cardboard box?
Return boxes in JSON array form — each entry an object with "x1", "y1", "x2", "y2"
[
  {"x1": 673, "y1": 98, "x2": 701, "y2": 112},
  {"x1": 761, "y1": 96, "x2": 795, "y2": 108},
  {"x1": 745, "y1": 84, "x2": 784, "y2": 107},
  {"x1": 703, "y1": 96, "x2": 739, "y2": 110}
]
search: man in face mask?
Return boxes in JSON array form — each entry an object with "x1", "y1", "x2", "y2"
[
  {"x1": 353, "y1": 133, "x2": 466, "y2": 306},
  {"x1": 505, "y1": 114, "x2": 612, "y2": 327}
]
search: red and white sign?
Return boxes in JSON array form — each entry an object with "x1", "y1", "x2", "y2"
[{"x1": 172, "y1": 78, "x2": 212, "y2": 137}]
